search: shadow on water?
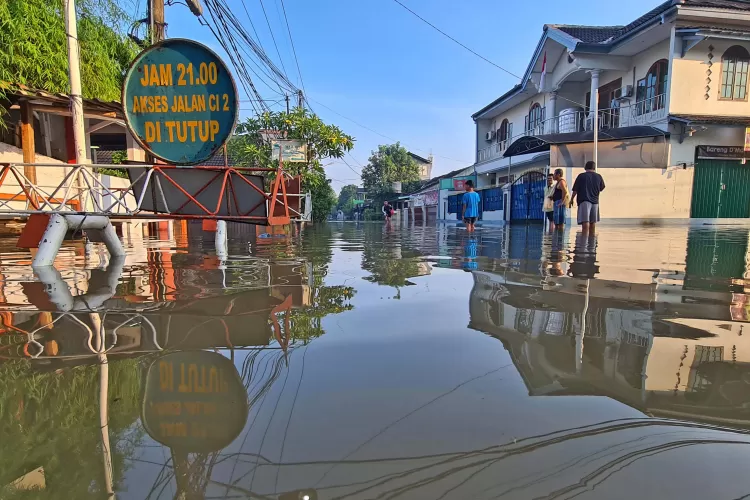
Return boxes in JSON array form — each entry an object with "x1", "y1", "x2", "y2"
[{"x1": 0, "y1": 221, "x2": 749, "y2": 498}]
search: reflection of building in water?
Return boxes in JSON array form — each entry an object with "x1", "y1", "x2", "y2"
[{"x1": 470, "y1": 264, "x2": 750, "y2": 425}]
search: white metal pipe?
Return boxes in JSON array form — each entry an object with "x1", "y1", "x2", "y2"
[
  {"x1": 64, "y1": 0, "x2": 88, "y2": 165},
  {"x1": 99, "y1": 221, "x2": 126, "y2": 258},
  {"x1": 33, "y1": 214, "x2": 69, "y2": 267}
]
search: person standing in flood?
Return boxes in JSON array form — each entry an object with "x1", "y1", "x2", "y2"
[
  {"x1": 461, "y1": 180, "x2": 481, "y2": 233},
  {"x1": 570, "y1": 161, "x2": 605, "y2": 234},
  {"x1": 550, "y1": 169, "x2": 569, "y2": 230},
  {"x1": 543, "y1": 172, "x2": 555, "y2": 231},
  {"x1": 382, "y1": 201, "x2": 393, "y2": 224}
]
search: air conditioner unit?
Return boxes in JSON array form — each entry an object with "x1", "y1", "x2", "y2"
[
  {"x1": 615, "y1": 85, "x2": 634, "y2": 99},
  {"x1": 485, "y1": 130, "x2": 496, "y2": 142}
]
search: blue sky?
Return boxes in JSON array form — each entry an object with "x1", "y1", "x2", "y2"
[{"x1": 161, "y1": 0, "x2": 663, "y2": 193}]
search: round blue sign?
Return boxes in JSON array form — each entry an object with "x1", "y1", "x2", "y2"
[{"x1": 122, "y1": 39, "x2": 238, "y2": 165}]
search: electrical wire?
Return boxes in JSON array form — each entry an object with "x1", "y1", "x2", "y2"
[
  {"x1": 279, "y1": 0, "x2": 307, "y2": 97},
  {"x1": 388, "y1": 0, "x2": 590, "y2": 111},
  {"x1": 201, "y1": 0, "x2": 304, "y2": 113},
  {"x1": 389, "y1": 0, "x2": 521, "y2": 80},
  {"x1": 257, "y1": 0, "x2": 291, "y2": 78}
]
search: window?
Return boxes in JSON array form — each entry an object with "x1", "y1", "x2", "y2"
[
  {"x1": 636, "y1": 60, "x2": 668, "y2": 115},
  {"x1": 721, "y1": 45, "x2": 750, "y2": 100},
  {"x1": 525, "y1": 103, "x2": 545, "y2": 134},
  {"x1": 497, "y1": 119, "x2": 512, "y2": 146}
]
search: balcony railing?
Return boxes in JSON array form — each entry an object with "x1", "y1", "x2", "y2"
[{"x1": 476, "y1": 94, "x2": 667, "y2": 163}]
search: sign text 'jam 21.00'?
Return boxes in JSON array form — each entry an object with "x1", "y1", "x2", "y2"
[{"x1": 122, "y1": 39, "x2": 238, "y2": 165}]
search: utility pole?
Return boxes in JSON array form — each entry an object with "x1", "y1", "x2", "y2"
[
  {"x1": 148, "y1": 0, "x2": 166, "y2": 43},
  {"x1": 64, "y1": 0, "x2": 87, "y2": 165},
  {"x1": 285, "y1": 94, "x2": 290, "y2": 114},
  {"x1": 297, "y1": 90, "x2": 304, "y2": 109}
]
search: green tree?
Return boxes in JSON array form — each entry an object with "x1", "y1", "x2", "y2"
[
  {"x1": 0, "y1": 0, "x2": 137, "y2": 103},
  {"x1": 337, "y1": 184, "x2": 359, "y2": 214},
  {"x1": 227, "y1": 108, "x2": 354, "y2": 222},
  {"x1": 361, "y1": 143, "x2": 421, "y2": 197},
  {"x1": 310, "y1": 177, "x2": 337, "y2": 222}
]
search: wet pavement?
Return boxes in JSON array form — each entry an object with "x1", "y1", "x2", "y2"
[{"x1": 1, "y1": 220, "x2": 750, "y2": 499}]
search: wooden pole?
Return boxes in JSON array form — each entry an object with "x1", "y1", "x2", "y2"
[
  {"x1": 149, "y1": 0, "x2": 166, "y2": 43},
  {"x1": 20, "y1": 101, "x2": 39, "y2": 208},
  {"x1": 20, "y1": 101, "x2": 37, "y2": 181}
]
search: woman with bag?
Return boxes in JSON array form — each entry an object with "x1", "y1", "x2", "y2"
[
  {"x1": 543, "y1": 172, "x2": 555, "y2": 230},
  {"x1": 550, "y1": 168, "x2": 569, "y2": 230}
]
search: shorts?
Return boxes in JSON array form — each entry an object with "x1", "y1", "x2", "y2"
[
  {"x1": 545, "y1": 211, "x2": 554, "y2": 222},
  {"x1": 553, "y1": 201, "x2": 567, "y2": 225},
  {"x1": 577, "y1": 201, "x2": 600, "y2": 224},
  {"x1": 463, "y1": 217, "x2": 477, "y2": 224}
]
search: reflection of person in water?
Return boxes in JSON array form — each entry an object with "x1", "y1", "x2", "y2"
[
  {"x1": 569, "y1": 232, "x2": 599, "y2": 278},
  {"x1": 463, "y1": 237, "x2": 478, "y2": 271}
]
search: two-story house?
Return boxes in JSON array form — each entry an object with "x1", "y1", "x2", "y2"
[
  {"x1": 409, "y1": 152, "x2": 434, "y2": 181},
  {"x1": 472, "y1": 0, "x2": 750, "y2": 222}
]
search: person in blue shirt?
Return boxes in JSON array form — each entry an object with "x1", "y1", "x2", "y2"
[{"x1": 461, "y1": 180, "x2": 481, "y2": 233}]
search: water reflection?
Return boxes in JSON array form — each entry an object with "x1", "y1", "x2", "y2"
[{"x1": 0, "y1": 222, "x2": 749, "y2": 498}]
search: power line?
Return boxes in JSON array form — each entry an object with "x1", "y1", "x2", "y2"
[
  {"x1": 279, "y1": 0, "x2": 307, "y2": 98},
  {"x1": 388, "y1": 0, "x2": 590, "y2": 111},
  {"x1": 257, "y1": 0, "x2": 290, "y2": 79},
  {"x1": 389, "y1": 0, "x2": 521, "y2": 80},
  {"x1": 339, "y1": 156, "x2": 362, "y2": 178}
]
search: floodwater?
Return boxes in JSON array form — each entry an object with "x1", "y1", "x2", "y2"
[{"x1": 1, "y1": 220, "x2": 750, "y2": 499}]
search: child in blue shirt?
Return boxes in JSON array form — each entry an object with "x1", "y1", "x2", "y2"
[{"x1": 461, "y1": 180, "x2": 481, "y2": 233}]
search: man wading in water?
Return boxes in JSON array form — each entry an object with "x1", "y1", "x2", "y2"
[{"x1": 570, "y1": 161, "x2": 606, "y2": 235}]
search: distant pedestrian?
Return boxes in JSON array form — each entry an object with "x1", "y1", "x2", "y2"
[
  {"x1": 543, "y1": 172, "x2": 555, "y2": 230},
  {"x1": 461, "y1": 180, "x2": 481, "y2": 233},
  {"x1": 382, "y1": 201, "x2": 394, "y2": 223},
  {"x1": 570, "y1": 161, "x2": 605, "y2": 234},
  {"x1": 550, "y1": 169, "x2": 570, "y2": 230}
]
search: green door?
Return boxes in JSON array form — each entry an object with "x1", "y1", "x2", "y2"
[{"x1": 691, "y1": 159, "x2": 750, "y2": 218}]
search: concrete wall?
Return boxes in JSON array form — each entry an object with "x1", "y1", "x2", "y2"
[
  {"x1": 0, "y1": 143, "x2": 70, "y2": 211},
  {"x1": 670, "y1": 38, "x2": 750, "y2": 116},
  {"x1": 567, "y1": 165, "x2": 694, "y2": 220}
]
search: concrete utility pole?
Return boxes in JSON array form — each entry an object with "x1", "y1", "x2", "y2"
[
  {"x1": 297, "y1": 90, "x2": 304, "y2": 109},
  {"x1": 285, "y1": 94, "x2": 290, "y2": 114},
  {"x1": 64, "y1": 0, "x2": 87, "y2": 165}
]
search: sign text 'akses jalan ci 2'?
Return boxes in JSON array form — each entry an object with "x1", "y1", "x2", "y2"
[{"x1": 122, "y1": 39, "x2": 238, "y2": 165}]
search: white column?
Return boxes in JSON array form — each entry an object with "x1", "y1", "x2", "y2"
[
  {"x1": 215, "y1": 220, "x2": 228, "y2": 260},
  {"x1": 588, "y1": 70, "x2": 601, "y2": 125},
  {"x1": 547, "y1": 92, "x2": 558, "y2": 134}
]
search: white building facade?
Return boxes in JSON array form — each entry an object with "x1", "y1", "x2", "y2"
[{"x1": 471, "y1": 0, "x2": 750, "y2": 222}]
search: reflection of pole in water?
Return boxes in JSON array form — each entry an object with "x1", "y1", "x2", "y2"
[
  {"x1": 92, "y1": 311, "x2": 115, "y2": 498},
  {"x1": 577, "y1": 278, "x2": 590, "y2": 375}
]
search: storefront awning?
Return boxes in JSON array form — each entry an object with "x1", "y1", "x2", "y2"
[{"x1": 503, "y1": 126, "x2": 669, "y2": 158}]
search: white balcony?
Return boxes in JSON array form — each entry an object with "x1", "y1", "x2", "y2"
[{"x1": 476, "y1": 94, "x2": 668, "y2": 164}]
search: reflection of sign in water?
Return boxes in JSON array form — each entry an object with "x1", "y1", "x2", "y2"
[
  {"x1": 142, "y1": 351, "x2": 248, "y2": 452},
  {"x1": 271, "y1": 140, "x2": 308, "y2": 162},
  {"x1": 123, "y1": 39, "x2": 238, "y2": 165}
]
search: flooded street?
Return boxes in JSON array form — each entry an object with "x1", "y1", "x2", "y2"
[{"x1": 1, "y1": 221, "x2": 750, "y2": 499}]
